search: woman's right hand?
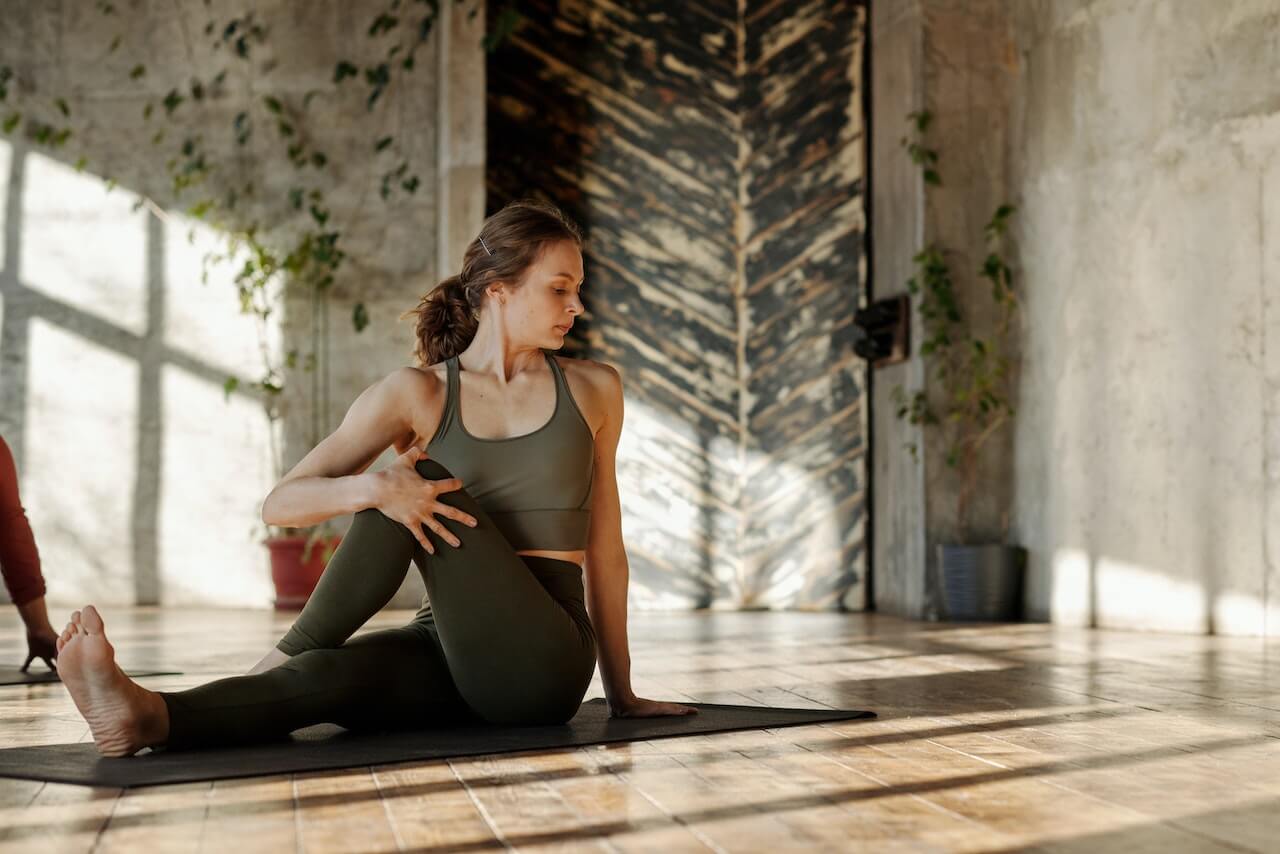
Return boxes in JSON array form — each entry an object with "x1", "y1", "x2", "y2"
[{"x1": 375, "y1": 447, "x2": 478, "y2": 554}]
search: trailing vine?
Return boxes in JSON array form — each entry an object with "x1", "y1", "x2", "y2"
[
  {"x1": 0, "y1": 0, "x2": 524, "y2": 558},
  {"x1": 892, "y1": 109, "x2": 1019, "y2": 542}
]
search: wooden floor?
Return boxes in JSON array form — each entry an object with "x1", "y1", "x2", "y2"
[{"x1": 0, "y1": 608, "x2": 1276, "y2": 853}]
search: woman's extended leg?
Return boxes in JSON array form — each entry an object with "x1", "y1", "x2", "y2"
[{"x1": 159, "y1": 618, "x2": 477, "y2": 750}]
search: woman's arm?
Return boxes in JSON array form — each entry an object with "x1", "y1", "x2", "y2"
[
  {"x1": 261, "y1": 367, "x2": 426, "y2": 528},
  {"x1": 582, "y1": 364, "x2": 695, "y2": 718}
]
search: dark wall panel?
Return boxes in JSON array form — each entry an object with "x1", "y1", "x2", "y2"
[{"x1": 487, "y1": 0, "x2": 868, "y2": 610}]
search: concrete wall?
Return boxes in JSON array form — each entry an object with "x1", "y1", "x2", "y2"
[
  {"x1": 0, "y1": 1, "x2": 484, "y2": 609},
  {"x1": 870, "y1": 0, "x2": 1018, "y2": 620},
  {"x1": 871, "y1": 0, "x2": 1280, "y2": 635},
  {"x1": 1009, "y1": 0, "x2": 1280, "y2": 635}
]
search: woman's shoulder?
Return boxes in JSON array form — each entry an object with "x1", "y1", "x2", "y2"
[
  {"x1": 381, "y1": 365, "x2": 448, "y2": 452},
  {"x1": 549, "y1": 355, "x2": 621, "y2": 436},
  {"x1": 388, "y1": 363, "x2": 446, "y2": 391},
  {"x1": 551, "y1": 353, "x2": 619, "y2": 391}
]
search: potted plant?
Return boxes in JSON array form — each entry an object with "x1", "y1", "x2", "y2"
[{"x1": 891, "y1": 109, "x2": 1027, "y2": 621}]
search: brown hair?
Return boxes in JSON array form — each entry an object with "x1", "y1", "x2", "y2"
[{"x1": 402, "y1": 198, "x2": 584, "y2": 366}]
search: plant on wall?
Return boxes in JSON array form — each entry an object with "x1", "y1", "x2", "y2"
[
  {"x1": 0, "y1": 0, "x2": 524, "y2": 563},
  {"x1": 891, "y1": 109, "x2": 1019, "y2": 542}
]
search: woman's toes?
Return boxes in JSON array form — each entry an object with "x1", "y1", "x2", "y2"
[{"x1": 81, "y1": 605, "x2": 105, "y2": 633}]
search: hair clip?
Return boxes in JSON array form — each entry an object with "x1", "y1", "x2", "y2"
[{"x1": 479, "y1": 236, "x2": 493, "y2": 256}]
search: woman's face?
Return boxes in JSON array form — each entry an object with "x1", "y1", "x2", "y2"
[{"x1": 502, "y1": 240, "x2": 585, "y2": 348}]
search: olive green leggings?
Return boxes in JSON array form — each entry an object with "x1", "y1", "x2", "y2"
[{"x1": 156, "y1": 458, "x2": 598, "y2": 750}]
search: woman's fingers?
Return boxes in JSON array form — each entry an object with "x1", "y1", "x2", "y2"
[
  {"x1": 451, "y1": 508, "x2": 479, "y2": 527},
  {"x1": 423, "y1": 515, "x2": 461, "y2": 548},
  {"x1": 408, "y1": 520, "x2": 435, "y2": 554},
  {"x1": 432, "y1": 477, "x2": 464, "y2": 494}
]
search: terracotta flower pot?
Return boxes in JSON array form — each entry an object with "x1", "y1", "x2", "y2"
[{"x1": 265, "y1": 534, "x2": 342, "y2": 610}]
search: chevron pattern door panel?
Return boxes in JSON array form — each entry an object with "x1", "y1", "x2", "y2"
[{"x1": 487, "y1": 0, "x2": 868, "y2": 610}]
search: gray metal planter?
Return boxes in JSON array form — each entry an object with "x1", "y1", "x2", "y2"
[{"x1": 936, "y1": 544, "x2": 1027, "y2": 621}]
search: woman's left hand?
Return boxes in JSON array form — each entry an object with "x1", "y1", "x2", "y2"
[{"x1": 609, "y1": 696, "x2": 699, "y2": 718}]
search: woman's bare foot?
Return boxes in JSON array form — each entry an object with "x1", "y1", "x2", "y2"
[
  {"x1": 247, "y1": 646, "x2": 291, "y2": 675},
  {"x1": 56, "y1": 605, "x2": 170, "y2": 757}
]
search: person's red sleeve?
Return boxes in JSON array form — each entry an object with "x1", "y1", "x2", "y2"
[{"x1": 0, "y1": 435, "x2": 46, "y2": 606}]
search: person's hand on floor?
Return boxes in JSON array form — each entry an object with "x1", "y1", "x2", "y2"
[
  {"x1": 21, "y1": 624, "x2": 58, "y2": 673},
  {"x1": 608, "y1": 696, "x2": 698, "y2": 718}
]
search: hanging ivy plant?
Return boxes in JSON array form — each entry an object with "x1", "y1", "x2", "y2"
[{"x1": 0, "y1": 0, "x2": 526, "y2": 555}]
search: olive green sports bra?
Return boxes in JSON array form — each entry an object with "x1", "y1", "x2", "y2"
[{"x1": 426, "y1": 349, "x2": 595, "y2": 551}]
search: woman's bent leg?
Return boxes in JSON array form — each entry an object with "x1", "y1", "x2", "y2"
[
  {"x1": 158, "y1": 620, "x2": 474, "y2": 750},
  {"x1": 406, "y1": 458, "x2": 597, "y2": 725},
  {"x1": 151, "y1": 453, "x2": 595, "y2": 750},
  {"x1": 275, "y1": 510, "x2": 418, "y2": 655}
]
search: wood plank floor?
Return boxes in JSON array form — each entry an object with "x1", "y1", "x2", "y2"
[{"x1": 0, "y1": 608, "x2": 1276, "y2": 852}]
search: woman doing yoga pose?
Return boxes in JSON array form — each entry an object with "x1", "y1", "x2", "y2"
[{"x1": 54, "y1": 198, "x2": 695, "y2": 756}]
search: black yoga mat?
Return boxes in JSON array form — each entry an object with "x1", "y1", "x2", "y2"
[
  {"x1": 0, "y1": 665, "x2": 182, "y2": 686},
  {"x1": 0, "y1": 698, "x2": 875, "y2": 788}
]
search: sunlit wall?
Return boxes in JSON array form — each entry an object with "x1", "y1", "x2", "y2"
[
  {"x1": 1, "y1": 145, "x2": 277, "y2": 607},
  {"x1": 1008, "y1": 1, "x2": 1280, "y2": 636}
]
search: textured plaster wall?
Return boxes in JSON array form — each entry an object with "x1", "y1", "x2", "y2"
[
  {"x1": 871, "y1": 0, "x2": 1280, "y2": 635},
  {"x1": 0, "y1": 1, "x2": 484, "y2": 609},
  {"x1": 1009, "y1": 0, "x2": 1280, "y2": 635}
]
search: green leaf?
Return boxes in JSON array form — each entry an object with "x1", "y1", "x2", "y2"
[
  {"x1": 374, "y1": 135, "x2": 393, "y2": 152},
  {"x1": 368, "y1": 13, "x2": 399, "y2": 37},
  {"x1": 483, "y1": 6, "x2": 524, "y2": 51},
  {"x1": 263, "y1": 95, "x2": 283, "y2": 114},
  {"x1": 130, "y1": 64, "x2": 146, "y2": 80},
  {"x1": 353, "y1": 302, "x2": 370, "y2": 332},
  {"x1": 277, "y1": 120, "x2": 293, "y2": 137},
  {"x1": 74, "y1": 156, "x2": 88, "y2": 172},
  {"x1": 143, "y1": 102, "x2": 154, "y2": 120},
  {"x1": 289, "y1": 187, "x2": 303, "y2": 209},
  {"x1": 162, "y1": 89, "x2": 184, "y2": 114},
  {"x1": 333, "y1": 61, "x2": 358, "y2": 83},
  {"x1": 55, "y1": 97, "x2": 70, "y2": 117},
  {"x1": 108, "y1": 35, "x2": 122, "y2": 53},
  {"x1": 2, "y1": 113, "x2": 19, "y2": 134},
  {"x1": 310, "y1": 151, "x2": 327, "y2": 168},
  {"x1": 401, "y1": 175, "x2": 419, "y2": 194}
]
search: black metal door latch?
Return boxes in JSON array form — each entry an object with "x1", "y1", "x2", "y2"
[{"x1": 853, "y1": 294, "x2": 910, "y2": 368}]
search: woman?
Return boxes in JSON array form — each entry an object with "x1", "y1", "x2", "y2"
[
  {"x1": 54, "y1": 198, "x2": 695, "y2": 757},
  {"x1": 0, "y1": 433, "x2": 60, "y2": 673}
]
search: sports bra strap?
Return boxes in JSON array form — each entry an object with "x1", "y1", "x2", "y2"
[{"x1": 444, "y1": 355, "x2": 461, "y2": 432}]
